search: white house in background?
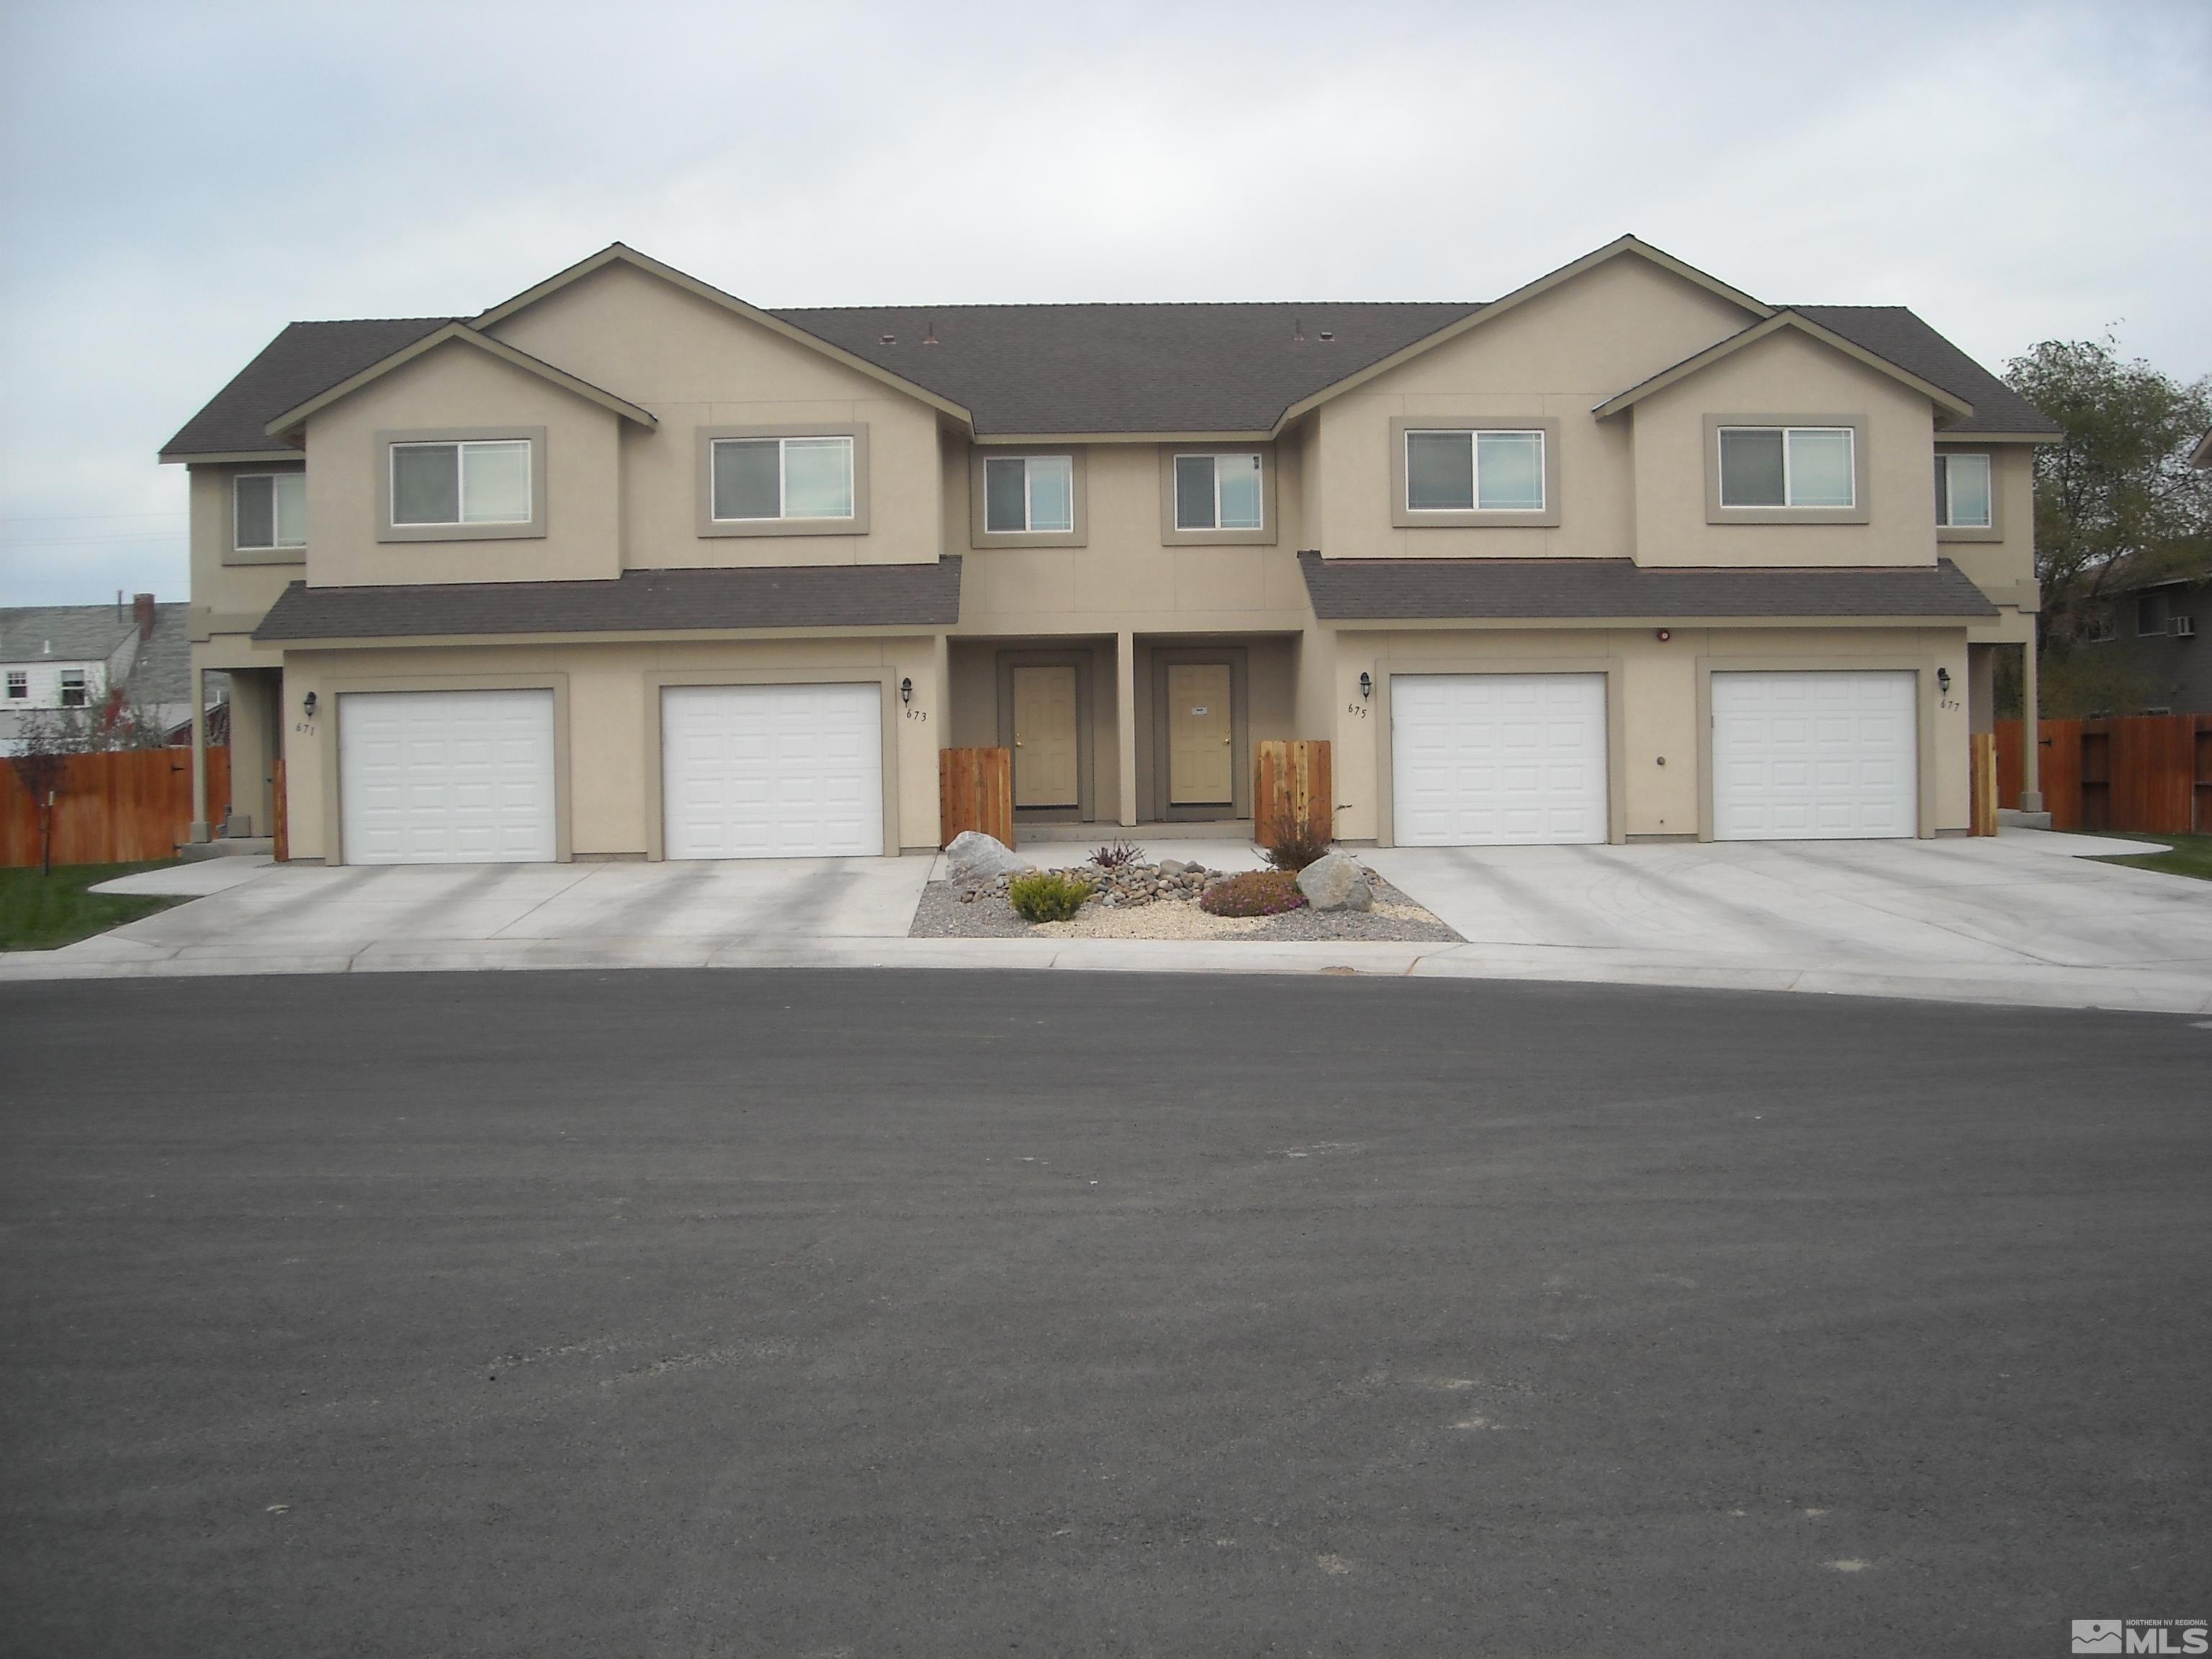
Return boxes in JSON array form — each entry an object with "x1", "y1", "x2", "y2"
[{"x1": 0, "y1": 595, "x2": 224, "y2": 755}]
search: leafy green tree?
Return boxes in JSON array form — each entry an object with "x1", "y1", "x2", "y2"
[{"x1": 2005, "y1": 336, "x2": 2212, "y2": 653}]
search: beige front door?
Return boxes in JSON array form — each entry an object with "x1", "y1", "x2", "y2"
[
  {"x1": 1167, "y1": 663, "x2": 1233, "y2": 805},
  {"x1": 1012, "y1": 665, "x2": 1079, "y2": 808}
]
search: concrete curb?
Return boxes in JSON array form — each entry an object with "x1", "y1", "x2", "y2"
[{"x1": 6, "y1": 927, "x2": 2209, "y2": 1015}]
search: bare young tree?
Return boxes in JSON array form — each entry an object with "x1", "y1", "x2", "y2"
[{"x1": 7, "y1": 711, "x2": 72, "y2": 877}]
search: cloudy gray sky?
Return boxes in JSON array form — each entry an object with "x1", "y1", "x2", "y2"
[{"x1": 1, "y1": 0, "x2": 2206, "y2": 606}]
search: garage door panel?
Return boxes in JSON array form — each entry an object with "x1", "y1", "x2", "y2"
[
  {"x1": 662, "y1": 684, "x2": 884, "y2": 860},
  {"x1": 1712, "y1": 671, "x2": 1916, "y2": 842},
  {"x1": 339, "y1": 690, "x2": 557, "y2": 866},
  {"x1": 1392, "y1": 673, "x2": 1608, "y2": 846}
]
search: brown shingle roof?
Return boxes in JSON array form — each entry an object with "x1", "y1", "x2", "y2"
[
  {"x1": 160, "y1": 318, "x2": 452, "y2": 459},
  {"x1": 1297, "y1": 552, "x2": 1999, "y2": 621},
  {"x1": 771, "y1": 302, "x2": 1478, "y2": 435},
  {"x1": 161, "y1": 262, "x2": 2056, "y2": 452},
  {"x1": 252, "y1": 560, "x2": 963, "y2": 642},
  {"x1": 1786, "y1": 307, "x2": 2061, "y2": 436}
]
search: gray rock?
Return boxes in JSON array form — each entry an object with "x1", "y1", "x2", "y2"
[
  {"x1": 1296, "y1": 851, "x2": 1372, "y2": 912},
  {"x1": 1158, "y1": 859, "x2": 1188, "y2": 876},
  {"x1": 945, "y1": 831, "x2": 1024, "y2": 884}
]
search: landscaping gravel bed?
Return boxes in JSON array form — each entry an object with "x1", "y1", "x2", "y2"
[{"x1": 908, "y1": 859, "x2": 1461, "y2": 943}]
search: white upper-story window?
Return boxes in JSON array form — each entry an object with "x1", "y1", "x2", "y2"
[
  {"x1": 1173, "y1": 454, "x2": 1264, "y2": 531},
  {"x1": 983, "y1": 455, "x2": 1075, "y2": 534},
  {"x1": 234, "y1": 473, "x2": 307, "y2": 550},
  {"x1": 391, "y1": 439, "x2": 534, "y2": 527},
  {"x1": 1935, "y1": 453, "x2": 1992, "y2": 529},
  {"x1": 1405, "y1": 428, "x2": 1546, "y2": 513},
  {"x1": 710, "y1": 436, "x2": 855, "y2": 522},
  {"x1": 58, "y1": 669, "x2": 88, "y2": 708},
  {"x1": 1718, "y1": 426, "x2": 1856, "y2": 509},
  {"x1": 5, "y1": 671, "x2": 26, "y2": 700}
]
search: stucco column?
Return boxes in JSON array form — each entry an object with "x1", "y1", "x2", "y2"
[
  {"x1": 187, "y1": 666, "x2": 210, "y2": 843},
  {"x1": 1116, "y1": 631, "x2": 1138, "y2": 828},
  {"x1": 2018, "y1": 639, "x2": 2043, "y2": 811}
]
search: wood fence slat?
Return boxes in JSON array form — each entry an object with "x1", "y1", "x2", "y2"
[
  {"x1": 1, "y1": 747, "x2": 224, "y2": 867},
  {"x1": 273, "y1": 757, "x2": 289, "y2": 863},
  {"x1": 938, "y1": 747, "x2": 1013, "y2": 849},
  {"x1": 1254, "y1": 740, "x2": 1334, "y2": 848},
  {"x1": 1991, "y1": 714, "x2": 2212, "y2": 835},
  {"x1": 1969, "y1": 732, "x2": 1998, "y2": 836}
]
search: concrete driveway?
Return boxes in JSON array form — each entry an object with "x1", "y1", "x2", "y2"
[
  {"x1": 1363, "y1": 828, "x2": 2212, "y2": 1012},
  {"x1": 4, "y1": 830, "x2": 2208, "y2": 1015},
  {"x1": 40, "y1": 855, "x2": 938, "y2": 976}
]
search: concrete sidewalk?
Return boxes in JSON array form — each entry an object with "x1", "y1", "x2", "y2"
[{"x1": 5, "y1": 831, "x2": 2211, "y2": 1016}]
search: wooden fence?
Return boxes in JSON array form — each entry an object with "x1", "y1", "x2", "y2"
[
  {"x1": 1254, "y1": 739, "x2": 1334, "y2": 849},
  {"x1": 1995, "y1": 714, "x2": 2212, "y2": 834},
  {"x1": 938, "y1": 746, "x2": 1013, "y2": 849},
  {"x1": 1969, "y1": 733, "x2": 1999, "y2": 837},
  {"x1": 1, "y1": 746, "x2": 230, "y2": 868}
]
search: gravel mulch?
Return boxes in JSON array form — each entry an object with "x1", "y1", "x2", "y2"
[{"x1": 907, "y1": 859, "x2": 1462, "y2": 944}]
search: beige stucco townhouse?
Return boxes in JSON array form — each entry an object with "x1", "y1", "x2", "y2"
[{"x1": 162, "y1": 236, "x2": 2056, "y2": 866}]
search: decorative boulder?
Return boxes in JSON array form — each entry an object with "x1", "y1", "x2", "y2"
[
  {"x1": 945, "y1": 831, "x2": 1024, "y2": 884},
  {"x1": 1158, "y1": 858, "x2": 1189, "y2": 876},
  {"x1": 1296, "y1": 851, "x2": 1372, "y2": 912}
]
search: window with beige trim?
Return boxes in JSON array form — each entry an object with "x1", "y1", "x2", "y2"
[
  {"x1": 984, "y1": 455, "x2": 1074, "y2": 534},
  {"x1": 1406, "y1": 428, "x2": 1546, "y2": 513},
  {"x1": 1174, "y1": 453, "x2": 1263, "y2": 530},
  {"x1": 392, "y1": 440, "x2": 533, "y2": 526},
  {"x1": 711, "y1": 435, "x2": 856, "y2": 523},
  {"x1": 1718, "y1": 426, "x2": 1855, "y2": 509},
  {"x1": 234, "y1": 472, "x2": 307, "y2": 551},
  {"x1": 1934, "y1": 452, "x2": 1992, "y2": 529}
]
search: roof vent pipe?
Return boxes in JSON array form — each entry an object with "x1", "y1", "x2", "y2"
[
  {"x1": 922, "y1": 315, "x2": 938, "y2": 346},
  {"x1": 1292, "y1": 315, "x2": 1304, "y2": 343}
]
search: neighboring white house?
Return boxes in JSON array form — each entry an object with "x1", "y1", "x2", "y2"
[{"x1": 0, "y1": 595, "x2": 225, "y2": 755}]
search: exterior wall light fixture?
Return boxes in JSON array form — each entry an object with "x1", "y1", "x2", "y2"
[
  {"x1": 1359, "y1": 672, "x2": 1373, "y2": 701},
  {"x1": 899, "y1": 677, "x2": 913, "y2": 705},
  {"x1": 302, "y1": 691, "x2": 318, "y2": 718},
  {"x1": 1936, "y1": 667, "x2": 1952, "y2": 695}
]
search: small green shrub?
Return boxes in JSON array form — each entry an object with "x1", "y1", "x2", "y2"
[
  {"x1": 1008, "y1": 868, "x2": 1097, "y2": 922},
  {"x1": 1198, "y1": 869, "x2": 1308, "y2": 917},
  {"x1": 1261, "y1": 830, "x2": 1332, "y2": 872}
]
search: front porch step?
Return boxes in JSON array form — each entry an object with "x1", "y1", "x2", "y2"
[
  {"x1": 177, "y1": 837, "x2": 275, "y2": 861},
  {"x1": 1018, "y1": 820, "x2": 1255, "y2": 844}
]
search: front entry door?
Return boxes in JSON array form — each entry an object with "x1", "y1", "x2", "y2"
[
  {"x1": 1012, "y1": 665, "x2": 1079, "y2": 808},
  {"x1": 1167, "y1": 663, "x2": 1233, "y2": 806}
]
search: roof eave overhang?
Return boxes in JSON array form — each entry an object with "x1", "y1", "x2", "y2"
[
  {"x1": 972, "y1": 429, "x2": 1277, "y2": 446},
  {"x1": 160, "y1": 447, "x2": 304, "y2": 466},
  {"x1": 1321, "y1": 613, "x2": 1995, "y2": 629},
  {"x1": 1936, "y1": 431, "x2": 2062, "y2": 445},
  {"x1": 1592, "y1": 311, "x2": 1975, "y2": 421},
  {"x1": 471, "y1": 244, "x2": 978, "y2": 432},
  {"x1": 255, "y1": 622, "x2": 957, "y2": 649},
  {"x1": 259, "y1": 323, "x2": 660, "y2": 442}
]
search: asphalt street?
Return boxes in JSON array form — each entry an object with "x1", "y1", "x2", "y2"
[{"x1": 1, "y1": 969, "x2": 2206, "y2": 1657}]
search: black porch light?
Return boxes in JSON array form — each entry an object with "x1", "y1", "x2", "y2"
[
  {"x1": 899, "y1": 677, "x2": 913, "y2": 704},
  {"x1": 1359, "y1": 671, "x2": 1373, "y2": 701}
]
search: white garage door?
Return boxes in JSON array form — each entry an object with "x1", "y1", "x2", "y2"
[
  {"x1": 1712, "y1": 670, "x2": 1917, "y2": 840},
  {"x1": 1391, "y1": 673, "x2": 1609, "y2": 845},
  {"x1": 662, "y1": 683, "x2": 884, "y2": 860},
  {"x1": 338, "y1": 689, "x2": 557, "y2": 865}
]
